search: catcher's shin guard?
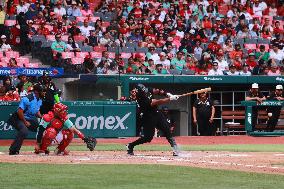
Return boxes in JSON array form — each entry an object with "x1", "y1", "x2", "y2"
[
  {"x1": 57, "y1": 129, "x2": 74, "y2": 153},
  {"x1": 40, "y1": 127, "x2": 58, "y2": 151}
]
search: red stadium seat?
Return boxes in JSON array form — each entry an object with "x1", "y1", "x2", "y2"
[
  {"x1": 76, "y1": 16, "x2": 86, "y2": 22},
  {"x1": 90, "y1": 17, "x2": 100, "y2": 22},
  {"x1": 16, "y1": 57, "x2": 29, "y2": 66},
  {"x1": 0, "y1": 62, "x2": 7, "y2": 67},
  {"x1": 71, "y1": 57, "x2": 84, "y2": 64},
  {"x1": 244, "y1": 44, "x2": 257, "y2": 50},
  {"x1": 61, "y1": 52, "x2": 75, "y2": 59},
  {"x1": 74, "y1": 35, "x2": 86, "y2": 42},
  {"x1": 46, "y1": 35, "x2": 56, "y2": 41},
  {"x1": 0, "y1": 51, "x2": 3, "y2": 58},
  {"x1": 93, "y1": 46, "x2": 107, "y2": 52},
  {"x1": 90, "y1": 52, "x2": 102, "y2": 59},
  {"x1": 61, "y1": 35, "x2": 69, "y2": 42},
  {"x1": 4, "y1": 20, "x2": 17, "y2": 27},
  {"x1": 76, "y1": 52, "x2": 89, "y2": 58},
  {"x1": 1, "y1": 57, "x2": 9, "y2": 64},
  {"x1": 121, "y1": 53, "x2": 132, "y2": 59},
  {"x1": 5, "y1": 51, "x2": 20, "y2": 58}
]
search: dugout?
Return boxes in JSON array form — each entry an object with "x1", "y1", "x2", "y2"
[{"x1": 57, "y1": 75, "x2": 284, "y2": 136}]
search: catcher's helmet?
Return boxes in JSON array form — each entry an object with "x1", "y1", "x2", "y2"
[{"x1": 53, "y1": 103, "x2": 68, "y2": 119}]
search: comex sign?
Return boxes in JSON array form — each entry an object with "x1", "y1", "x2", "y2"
[{"x1": 68, "y1": 112, "x2": 131, "y2": 130}]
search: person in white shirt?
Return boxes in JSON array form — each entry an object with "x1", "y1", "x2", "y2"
[
  {"x1": 239, "y1": 64, "x2": 252, "y2": 76},
  {"x1": 79, "y1": 20, "x2": 95, "y2": 37},
  {"x1": 215, "y1": 52, "x2": 229, "y2": 71},
  {"x1": 259, "y1": 0, "x2": 268, "y2": 11},
  {"x1": 53, "y1": 2, "x2": 66, "y2": 16},
  {"x1": 253, "y1": 0, "x2": 263, "y2": 17},
  {"x1": 194, "y1": 40, "x2": 203, "y2": 60},
  {"x1": 226, "y1": 64, "x2": 240, "y2": 75},
  {"x1": 269, "y1": 43, "x2": 284, "y2": 62},
  {"x1": 0, "y1": 35, "x2": 12, "y2": 52},
  {"x1": 16, "y1": 0, "x2": 28, "y2": 14},
  {"x1": 208, "y1": 61, "x2": 224, "y2": 75},
  {"x1": 155, "y1": 52, "x2": 171, "y2": 69}
]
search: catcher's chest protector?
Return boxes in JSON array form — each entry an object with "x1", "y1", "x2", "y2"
[{"x1": 49, "y1": 118, "x2": 64, "y2": 130}]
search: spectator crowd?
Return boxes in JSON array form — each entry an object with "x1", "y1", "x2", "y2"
[{"x1": 0, "y1": 0, "x2": 284, "y2": 77}]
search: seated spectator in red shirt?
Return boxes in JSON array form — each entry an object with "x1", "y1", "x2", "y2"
[
  {"x1": 33, "y1": 11, "x2": 46, "y2": 25},
  {"x1": 154, "y1": 34, "x2": 166, "y2": 48},
  {"x1": 246, "y1": 53, "x2": 258, "y2": 69},
  {"x1": 202, "y1": 15, "x2": 212, "y2": 29},
  {"x1": 231, "y1": 54, "x2": 243, "y2": 70},
  {"x1": 52, "y1": 21, "x2": 67, "y2": 35},
  {"x1": 208, "y1": 37, "x2": 221, "y2": 54},
  {"x1": 2, "y1": 86, "x2": 20, "y2": 101},
  {"x1": 273, "y1": 21, "x2": 283, "y2": 35},
  {"x1": 37, "y1": 21, "x2": 50, "y2": 36},
  {"x1": 229, "y1": 44, "x2": 243, "y2": 59},
  {"x1": 131, "y1": 3, "x2": 143, "y2": 19},
  {"x1": 195, "y1": 63, "x2": 209, "y2": 75}
]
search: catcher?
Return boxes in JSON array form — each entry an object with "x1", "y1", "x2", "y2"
[{"x1": 36, "y1": 102, "x2": 97, "y2": 155}]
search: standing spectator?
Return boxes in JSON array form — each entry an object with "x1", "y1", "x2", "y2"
[
  {"x1": 16, "y1": 0, "x2": 28, "y2": 15},
  {"x1": 67, "y1": 1, "x2": 82, "y2": 17},
  {"x1": 80, "y1": 20, "x2": 95, "y2": 37},
  {"x1": 208, "y1": 61, "x2": 223, "y2": 76},
  {"x1": 193, "y1": 92, "x2": 215, "y2": 136},
  {"x1": 245, "y1": 83, "x2": 266, "y2": 131},
  {"x1": 0, "y1": 35, "x2": 12, "y2": 52},
  {"x1": 54, "y1": 2, "x2": 66, "y2": 16},
  {"x1": 266, "y1": 85, "x2": 284, "y2": 132},
  {"x1": 51, "y1": 34, "x2": 67, "y2": 55},
  {"x1": 8, "y1": 84, "x2": 45, "y2": 155}
]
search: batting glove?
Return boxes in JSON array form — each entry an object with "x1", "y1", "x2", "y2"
[
  {"x1": 166, "y1": 93, "x2": 173, "y2": 97},
  {"x1": 170, "y1": 95, "x2": 179, "y2": 101}
]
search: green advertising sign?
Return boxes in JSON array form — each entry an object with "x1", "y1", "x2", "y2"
[{"x1": 0, "y1": 101, "x2": 136, "y2": 139}]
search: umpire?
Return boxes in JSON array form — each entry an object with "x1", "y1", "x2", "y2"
[
  {"x1": 126, "y1": 84, "x2": 180, "y2": 156},
  {"x1": 8, "y1": 84, "x2": 45, "y2": 155}
]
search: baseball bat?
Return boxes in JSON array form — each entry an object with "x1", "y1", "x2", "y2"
[{"x1": 178, "y1": 87, "x2": 212, "y2": 97}]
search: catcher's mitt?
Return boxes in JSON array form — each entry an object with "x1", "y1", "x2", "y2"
[{"x1": 83, "y1": 136, "x2": 97, "y2": 151}]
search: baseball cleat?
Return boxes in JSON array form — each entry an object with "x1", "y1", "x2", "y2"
[
  {"x1": 126, "y1": 144, "x2": 134, "y2": 155},
  {"x1": 9, "y1": 151, "x2": 19, "y2": 155}
]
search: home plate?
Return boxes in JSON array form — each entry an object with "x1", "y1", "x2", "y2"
[{"x1": 0, "y1": 152, "x2": 4, "y2": 155}]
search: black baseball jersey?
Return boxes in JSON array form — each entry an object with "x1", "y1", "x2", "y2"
[
  {"x1": 193, "y1": 98, "x2": 213, "y2": 118},
  {"x1": 267, "y1": 92, "x2": 284, "y2": 100}
]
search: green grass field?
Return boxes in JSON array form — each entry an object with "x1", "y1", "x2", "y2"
[
  {"x1": 0, "y1": 163, "x2": 283, "y2": 189},
  {"x1": 1, "y1": 144, "x2": 284, "y2": 188}
]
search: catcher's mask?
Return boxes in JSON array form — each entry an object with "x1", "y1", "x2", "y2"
[{"x1": 53, "y1": 103, "x2": 68, "y2": 119}]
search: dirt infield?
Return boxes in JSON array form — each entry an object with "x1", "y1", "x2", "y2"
[{"x1": 1, "y1": 136, "x2": 284, "y2": 175}]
